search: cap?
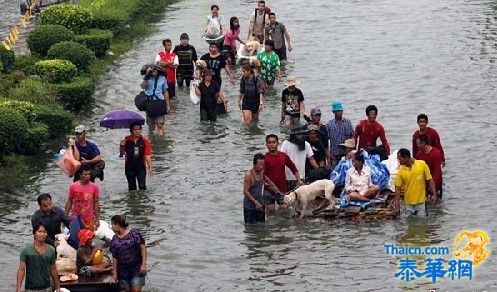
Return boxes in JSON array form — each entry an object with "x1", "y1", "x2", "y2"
[
  {"x1": 284, "y1": 76, "x2": 299, "y2": 87},
  {"x1": 310, "y1": 108, "x2": 322, "y2": 116},
  {"x1": 75, "y1": 125, "x2": 86, "y2": 133},
  {"x1": 340, "y1": 138, "x2": 356, "y2": 148},
  {"x1": 331, "y1": 101, "x2": 344, "y2": 112},
  {"x1": 180, "y1": 33, "x2": 189, "y2": 40},
  {"x1": 78, "y1": 229, "x2": 95, "y2": 246}
]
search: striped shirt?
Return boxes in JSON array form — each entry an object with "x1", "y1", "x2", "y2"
[{"x1": 326, "y1": 118, "x2": 354, "y2": 157}]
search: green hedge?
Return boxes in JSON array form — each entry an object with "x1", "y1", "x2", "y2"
[
  {"x1": 38, "y1": 5, "x2": 93, "y2": 34},
  {"x1": 0, "y1": 46, "x2": 15, "y2": 73},
  {"x1": 27, "y1": 25, "x2": 75, "y2": 57},
  {"x1": 0, "y1": 70, "x2": 25, "y2": 93},
  {"x1": 20, "y1": 122, "x2": 49, "y2": 155},
  {"x1": 13, "y1": 54, "x2": 39, "y2": 76},
  {"x1": 47, "y1": 41, "x2": 95, "y2": 71},
  {"x1": 53, "y1": 76, "x2": 95, "y2": 111},
  {"x1": 75, "y1": 29, "x2": 113, "y2": 58},
  {"x1": 0, "y1": 107, "x2": 28, "y2": 156},
  {"x1": 35, "y1": 59, "x2": 77, "y2": 83},
  {"x1": 10, "y1": 77, "x2": 56, "y2": 105}
]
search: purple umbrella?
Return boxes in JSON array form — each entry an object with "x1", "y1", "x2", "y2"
[{"x1": 100, "y1": 110, "x2": 145, "y2": 129}]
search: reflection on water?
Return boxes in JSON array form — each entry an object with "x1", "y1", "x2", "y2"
[{"x1": 1, "y1": 0, "x2": 497, "y2": 290}]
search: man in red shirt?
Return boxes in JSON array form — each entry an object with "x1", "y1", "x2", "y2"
[
  {"x1": 354, "y1": 105, "x2": 390, "y2": 159},
  {"x1": 120, "y1": 122, "x2": 153, "y2": 191},
  {"x1": 415, "y1": 134, "x2": 443, "y2": 199},
  {"x1": 412, "y1": 113, "x2": 445, "y2": 166},
  {"x1": 65, "y1": 164, "x2": 100, "y2": 231},
  {"x1": 156, "y1": 39, "x2": 179, "y2": 100},
  {"x1": 264, "y1": 134, "x2": 301, "y2": 215}
]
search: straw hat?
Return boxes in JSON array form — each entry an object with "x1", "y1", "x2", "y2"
[
  {"x1": 284, "y1": 76, "x2": 299, "y2": 87},
  {"x1": 340, "y1": 138, "x2": 356, "y2": 148}
]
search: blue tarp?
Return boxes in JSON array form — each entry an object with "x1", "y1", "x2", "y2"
[{"x1": 329, "y1": 150, "x2": 391, "y2": 210}]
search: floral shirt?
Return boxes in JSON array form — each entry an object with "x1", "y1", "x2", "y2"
[
  {"x1": 257, "y1": 51, "x2": 280, "y2": 82},
  {"x1": 110, "y1": 229, "x2": 145, "y2": 281}
]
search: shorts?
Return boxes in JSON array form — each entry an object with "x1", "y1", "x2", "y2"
[
  {"x1": 244, "y1": 207, "x2": 265, "y2": 224},
  {"x1": 119, "y1": 275, "x2": 145, "y2": 290},
  {"x1": 284, "y1": 115, "x2": 300, "y2": 126},
  {"x1": 263, "y1": 190, "x2": 284, "y2": 205},
  {"x1": 146, "y1": 114, "x2": 165, "y2": 131},
  {"x1": 241, "y1": 98, "x2": 260, "y2": 113},
  {"x1": 405, "y1": 202, "x2": 427, "y2": 218},
  {"x1": 274, "y1": 46, "x2": 287, "y2": 61}
]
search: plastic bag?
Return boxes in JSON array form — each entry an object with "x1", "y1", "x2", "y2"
[
  {"x1": 56, "y1": 147, "x2": 81, "y2": 177},
  {"x1": 206, "y1": 16, "x2": 221, "y2": 38},
  {"x1": 190, "y1": 83, "x2": 199, "y2": 104}
]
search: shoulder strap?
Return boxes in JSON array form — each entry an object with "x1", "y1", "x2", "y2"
[{"x1": 150, "y1": 76, "x2": 160, "y2": 100}]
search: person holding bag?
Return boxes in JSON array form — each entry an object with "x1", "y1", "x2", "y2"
[{"x1": 139, "y1": 64, "x2": 171, "y2": 136}]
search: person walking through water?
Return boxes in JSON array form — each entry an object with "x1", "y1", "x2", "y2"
[
  {"x1": 265, "y1": 12, "x2": 293, "y2": 63},
  {"x1": 204, "y1": 4, "x2": 224, "y2": 38},
  {"x1": 194, "y1": 70, "x2": 225, "y2": 122},
  {"x1": 200, "y1": 42, "x2": 235, "y2": 86},
  {"x1": 16, "y1": 222, "x2": 61, "y2": 292},
  {"x1": 156, "y1": 39, "x2": 179, "y2": 100},
  {"x1": 257, "y1": 39, "x2": 280, "y2": 90},
  {"x1": 173, "y1": 33, "x2": 198, "y2": 88},
  {"x1": 243, "y1": 153, "x2": 267, "y2": 224},
  {"x1": 110, "y1": 214, "x2": 148, "y2": 292},
  {"x1": 248, "y1": 0, "x2": 270, "y2": 43},
  {"x1": 223, "y1": 17, "x2": 245, "y2": 65},
  {"x1": 120, "y1": 122, "x2": 153, "y2": 191},
  {"x1": 239, "y1": 64, "x2": 264, "y2": 125}
]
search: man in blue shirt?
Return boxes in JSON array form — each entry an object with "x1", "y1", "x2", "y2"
[
  {"x1": 326, "y1": 101, "x2": 354, "y2": 165},
  {"x1": 140, "y1": 64, "x2": 170, "y2": 136},
  {"x1": 70, "y1": 125, "x2": 105, "y2": 182}
]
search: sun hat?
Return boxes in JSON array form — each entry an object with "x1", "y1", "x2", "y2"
[
  {"x1": 78, "y1": 229, "x2": 95, "y2": 246},
  {"x1": 310, "y1": 108, "x2": 322, "y2": 116},
  {"x1": 331, "y1": 101, "x2": 344, "y2": 112},
  {"x1": 75, "y1": 125, "x2": 86, "y2": 133},
  {"x1": 340, "y1": 138, "x2": 356, "y2": 148},
  {"x1": 285, "y1": 76, "x2": 299, "y2": 87},
  {"x1": 290, "y1": 125, "x2": 308, "y2": 135}
]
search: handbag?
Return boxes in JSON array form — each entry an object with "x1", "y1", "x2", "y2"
[
  {"x1": 134, "y1": 91, "x2": 149, "y2": 111},
  {"x1": 135, "y1": 75, "x2": 160, "y2": 112},
  {"x1": 145, "y1": 97, "x2": 167, "y2": 117}
]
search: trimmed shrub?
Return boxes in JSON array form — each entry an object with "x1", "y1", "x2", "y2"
[
  {"x1": 27, "y1": 25, "x2": 75, "y2": 57},
  {"x1": 0, "y1": 70, "x2": 26, "y2": 93},
  {"x1": 0, "y1": 99, "x2": 74, "y2": 137},
  {"x1": 47, "y1": 41, "x2": 95, "y2": 71},
  {"x1": 34, "y1": 105, "x2": 74, "y2": 137},
  {"x1": 38, "y1": 5, "x2": 93, "y2": 34},
  {"x1": 0, "y1": 99, "x2": 40, "y2": 122},
  {"x1": 75, "y1": 29, "x2": 113, "y2": 58},
  {"x1": 0, "y1": 46, "x2": 15, "y2": 73},
  {"x1": 52, "y1": 76, "x2": 95, "y2": 111},
  {"x1": 13, "y1": 54, "x2": 39, "y2": 76},
  {"x1": 10, "y1": 77, "x2": 57, "y2": 105},
  {"x1": 35, "y1": 59, "x2": 77, "y2": 83},
  {"x1": 0, "y1": 107, "x2": 28, "y2": 156},
  {"x1": 19, "y1": 122, "x2": 49, "y2": 155}
]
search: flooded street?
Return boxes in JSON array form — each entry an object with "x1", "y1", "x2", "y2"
[{"x1": 1, "y1": 0, "x2": 497, "y2": 290}]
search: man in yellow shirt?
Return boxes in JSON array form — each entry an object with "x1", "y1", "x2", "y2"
[{"x1": 394, "y1": 148, "x2": 437, "y2": 217}]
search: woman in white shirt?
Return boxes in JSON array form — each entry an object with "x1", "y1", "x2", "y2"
[{"x1": 345, "y1": 152, "x2": 380, "y2": 201}]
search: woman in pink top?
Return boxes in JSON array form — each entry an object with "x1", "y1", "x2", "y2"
[{"x1": 223, "y1": 17, "x2": 245, "y2": 64}]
